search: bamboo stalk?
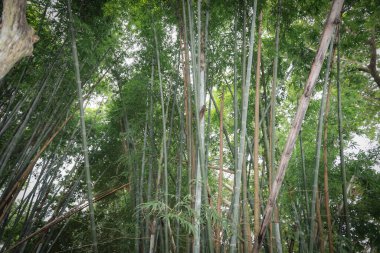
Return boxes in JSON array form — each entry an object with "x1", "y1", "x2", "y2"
[
  {"x1": 6, "y1": 184, "x2": 129, "y2": 252},
  {"x1": 230, "y1": 0, "x2": 257, "y2": 252},
  {"x1": 323, "y1": 80, "x2": 334, "y2": 252},
  {"x1": 0, "y1": 115, "x2": 72, "y2": 224},
  {"x1": 254, "y1": 0, "x2": 344, "y2": 250},
  {"x1": 309, "y1": 32, "x2": 335, "y2": 253},
  {"x1": 175, "y1": 98, "x2": 184, "y2": 253},
  {"x1": 216, "y1": 90, "x2": 224, "y2": 253},
  {"x1": 67, "y1": 0, "x2": 98, "y2": 251},
  {"x1": 253, "y1": 10, "x2": 263, "y2": 253},
  {"x1": 270, "y1": 0, "x2": 283, "y2": 251},
  {"x1": 153, "y1": 26, "x2": 169, "y2": 253},
  {"x1": 316, "y1": 190, "x2": 325, "y2": 253},
  {"x1": 336, "y1": 27, "x2": 351, "y2": 246}
]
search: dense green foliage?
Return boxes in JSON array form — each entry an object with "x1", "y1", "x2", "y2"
[{"x1": 0, "y1": 0, "x2": 379, "y2": 252}]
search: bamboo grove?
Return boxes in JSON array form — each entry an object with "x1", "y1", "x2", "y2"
[{"x1": 0, "y1": 0, "x2": 379, "y2": 252}]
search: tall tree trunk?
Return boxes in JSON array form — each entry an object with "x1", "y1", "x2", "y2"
[
  {"x1": 254, "y1": 0, "x2": 344, "y2": 250},
  {"x1": 67, "y1": 0, "x2": 98, "y2": 251},
  {"x1": 230, "y1": 0, "x2": 257, "y2": 251}
]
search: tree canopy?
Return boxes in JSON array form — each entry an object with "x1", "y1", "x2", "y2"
[{"x1": 0, "y1": 0, "x2": 379, "y2": 252}]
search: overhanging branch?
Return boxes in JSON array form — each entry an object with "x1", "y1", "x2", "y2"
[
  {"x1": 367, "y1": 32, "x2": 380, "y2": 88},
  {"x1": 358, "y1": 32, "x2": 380, "y2": 88}
]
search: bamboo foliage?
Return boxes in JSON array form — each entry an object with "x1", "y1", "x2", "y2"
[{"x1": 1, "y1": 0, "x2": 378, "y2": 252}]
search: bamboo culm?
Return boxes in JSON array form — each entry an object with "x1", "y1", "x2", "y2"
[
  {"x1": 253, "y1": 10, "x2": 263, "y2": 253},
  {"x1": 336, "y1": 28, "x2": 351, "y2": 249},
  {"x1": 67, "y1": 0, "x2": 98, "y2": 251},
  {"x1": 153, "y1": 26, "x2": 169, "y2": 253},
  {"x1": 309, "y1": 34, "x2": 335, "y2": 253},
  {"x1": 230, "y1": 0, "x2": 257, "y2": 251},
  {"x1": 254, "y1": 0, "x2": 344, "y2": 250}
]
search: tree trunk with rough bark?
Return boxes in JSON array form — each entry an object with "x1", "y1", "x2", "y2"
[{"x1": 0, "y1": 0, "x2": 39, "y2": 79}]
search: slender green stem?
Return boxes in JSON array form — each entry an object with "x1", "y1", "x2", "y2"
[
  {"x1": 67, "y1": 0, "x2": 97, "y2": 252},
  {"x1": 309, "y1": 34, "x2": 334, "y2": 253},
  {"x1": 230, "y1": 0, "x2": 257, "y2": 252},
  {"x1": 337, "y1": 28, "x2": 351, "y2": 249}
]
